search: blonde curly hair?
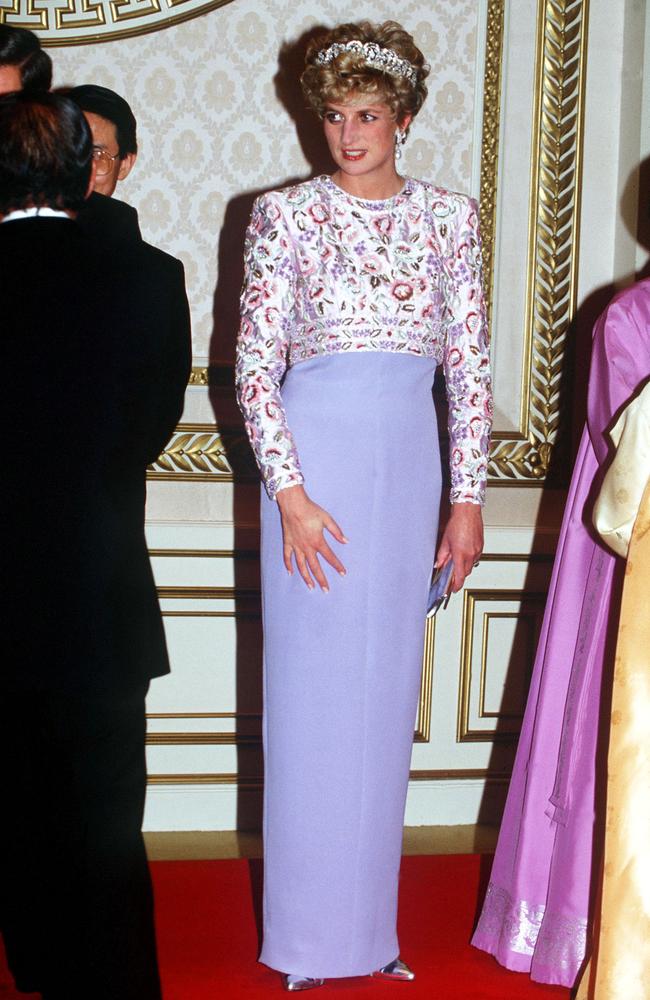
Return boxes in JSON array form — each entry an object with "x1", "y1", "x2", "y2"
[{"x1": 301, "y1": 21, "x2": 429, "y2": 125}]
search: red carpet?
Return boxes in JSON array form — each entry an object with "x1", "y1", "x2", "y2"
[{"x1": 1, "y1": 855, "x2": 570, "y2": 999}]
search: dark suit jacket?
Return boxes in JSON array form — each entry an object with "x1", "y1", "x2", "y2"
[
  {"x1": 77, "y1": 191, "x2": 142, "y2": 243},
  {"x1": 1, "y1": 217, "x2": 191, "y2": 695}
]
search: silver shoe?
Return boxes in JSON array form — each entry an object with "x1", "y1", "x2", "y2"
[
  {"x1": 282, "y1": 973, "x2": 325, "y2": 991},
  {"x1": 371, "y1": 957, "x2": 415, "y2": 981}
]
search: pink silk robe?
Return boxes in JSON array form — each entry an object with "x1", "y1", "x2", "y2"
[{"x1": 471, "y1": 278, "x2": 650, "y2": 987}]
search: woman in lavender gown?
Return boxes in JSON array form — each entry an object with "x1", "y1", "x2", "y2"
[
  {"x1": 472, "y1": 278, "x2": 650, "y2": 988},
  {"x1": 236, "y1": 20, "x2": 492, "y2": 991}
]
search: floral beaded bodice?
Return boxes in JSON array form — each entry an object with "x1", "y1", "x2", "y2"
[{"x1": 236, "y1": 175, "x2": 492, "y2": 502}]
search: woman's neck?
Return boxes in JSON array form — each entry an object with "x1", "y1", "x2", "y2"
[{"x1": 330, "y1": 166, "x2": 405, "y2": 201}]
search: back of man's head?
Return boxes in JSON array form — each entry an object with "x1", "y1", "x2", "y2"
[
  {"x1": 0, "y1": 91, "x2": 93, "y2": 215},
  {"x1": 67, "y1": 84, "x2": 137, "y2": 157},
  {"x1": 0, "y1": 25, "x2": 52, "y2": 93}
]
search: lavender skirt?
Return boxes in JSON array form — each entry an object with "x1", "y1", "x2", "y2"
[{"x1": 259, "y1": 353, "x2": 441, "y2": 978}]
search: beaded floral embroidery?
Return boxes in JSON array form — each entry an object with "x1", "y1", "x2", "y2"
[{"x1": 236, "y1": 175, "x2": 493, "y2": 500}]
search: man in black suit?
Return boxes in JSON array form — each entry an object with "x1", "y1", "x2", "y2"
[
  {"x1": 67, "y1": 83, "x2": 142, "y2": 241},
  {"x1": 0, "y1": 91, "x2": 191, "y2": 999}
]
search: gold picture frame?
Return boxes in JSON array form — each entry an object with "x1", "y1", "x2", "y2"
[
  {"x1": 1, "y1": 0, "x2": 589, "y2": 484},
  {"x1": 152, "y1": 0, "x2": 589, "y2": 486}
]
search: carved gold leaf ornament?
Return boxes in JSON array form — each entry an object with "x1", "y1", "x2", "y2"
[
  {"x1": 187, "y1": 367, "x2": 210, "y2": 387},
  {"x1": 488, "y1": 0, "x2": 588, "y2": 483},
  {"x1": 478, "y1": 0, "x2": 505, "y2": 332},
  {"x1": 148, "y1": 424, "x2": 233, "y2": 478}
]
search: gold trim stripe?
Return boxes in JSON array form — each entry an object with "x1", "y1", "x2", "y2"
[
  {"x1": 148, "y1": 711, "x2": 259, "y2": 718},
  {"x1": 149, "y1": 548, "x2": 259, "y2": 559},
  {"x1": 414, "y1": 617, "x2": 435, "y2": 743},
  {"x1": 148, "y1": 547, "x2": 553, "y2": 563},
  {"x1": 157, "y1": 585, "x2": 258, "y2": 599},
  {"x1": 479, "y1": 0, "x2": 505, "y2": 330},
  {"x1": 147, "y1": 732, "x2": 260, "y2": 745},
  {"x1": 148, "y1": 773, "x2": 262, "y2": 787},
  {"x1": 147, "y1": 768, "x2": 511, "y2": 786}
]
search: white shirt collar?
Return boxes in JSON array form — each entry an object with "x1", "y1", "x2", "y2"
[{"x1": 2, "y1": 207, "x2": 71, "y2": 223}]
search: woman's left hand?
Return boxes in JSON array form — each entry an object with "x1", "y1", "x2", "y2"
[{"x1": 435, "y1": 503, "x2": 484, "y2": 593}]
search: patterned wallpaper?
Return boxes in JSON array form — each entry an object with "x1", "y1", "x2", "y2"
[{"x1": 51, "y1": 0, "x2": 481, "y2": 363}]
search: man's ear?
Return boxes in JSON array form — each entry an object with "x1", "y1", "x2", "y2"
[
  {"x1": 117, "y1": 152, "x2": 137, "y2": 183},
  {"x1": 85, "y1": 159, "x2": 98, "y2": 199}
]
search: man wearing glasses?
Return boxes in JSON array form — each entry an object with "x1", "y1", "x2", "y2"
[
  {"x1": 68, "y1": 84, "x2": 142, "y2": 240},
  {"x1": 68, "y1": 84, "x2": 137, "y2": 196}
]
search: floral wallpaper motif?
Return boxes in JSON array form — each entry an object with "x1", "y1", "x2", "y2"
[{"x1": 52, "y1": 0, "x2": 481, "y2": 362}]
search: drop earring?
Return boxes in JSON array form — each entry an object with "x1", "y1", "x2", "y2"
[{"x1": 394, "y1": 129, "x2": 406, "y2": 161}]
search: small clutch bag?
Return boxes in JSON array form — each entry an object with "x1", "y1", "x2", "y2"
[{"x1": 426, "y1": 561, "x2": 453, "y2": 617}]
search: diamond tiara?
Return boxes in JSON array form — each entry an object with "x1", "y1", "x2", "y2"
[{"x1": 314, "y1": 40, "x2": 418, "y2": 87}]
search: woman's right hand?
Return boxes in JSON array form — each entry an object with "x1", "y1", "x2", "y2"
[{"x1": 276, "y1": 484, "x2": 347, "y2": 591}]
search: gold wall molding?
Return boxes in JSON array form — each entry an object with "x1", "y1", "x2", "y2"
[
  {"x1": 148, "y1": 732, "x2": 260, "y2": 745},
  {"x1": 457, "y1": 588, "x2": 547, "y2": 743},
  {"x1": 409, "y1": 768, "x2": 510, "y2": 783},
  {"x1": 148, "y1": 773, "x2": 262, "y2": 786},
  {"x1": 414, "y1": 617, "x2": 435, "y2": 744},
  {"x1": 188, "y1": 367, "x2": 210, "y2": 387},
  {"x1": 0, "y1": 0, "x2": 236, "y2": 46},
  {"x1": 478, "y1": 611, "x2": 536, "y2": 719},
  {"x1": 157, "y1": 585, "x2": 257, "y2": 599},
  {"x1": 147, "y1": 550, "x2": 550, "y2": 755},
  {"x1": 147, "y1": 422, "x2": 257, "y2": 481},
  {"x1": 479, "y1": 552, "x2": 554, "y2": 562},
  {"x1": 149, "y1": 586, "x2": 261, "y2": 746},
  {"x1": 149, "y1": 547, "x2": 553, "y2": 562},
  {"x1": 489, "y1": 0, "x2": 589, "y2": 481},
  {"x1": 149, "y1": 584, "x2": 434, "y2": 747},
  {"x1": 149, "y1": 548, "x2": 259, "y2": 558},
  {"x1": 147, "y1": 768, "x2": 511, "y2": 786},
  {"x1": 148, "y1": 711, "x2": 257, "y2": 717},
  {"x1": 478, "y1": 0, "x2": 505, "y2": 330},
  {"x1": 147, "y1": 423, "x2": 231, "y2": 480}
]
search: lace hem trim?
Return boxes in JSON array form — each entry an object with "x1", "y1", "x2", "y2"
[{"x1": 474, "y1": 882, "x2": 588, "y2": 980}]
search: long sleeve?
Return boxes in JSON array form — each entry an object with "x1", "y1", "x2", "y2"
[
  {"x1": 236, "y1": 193, "x2": 304, "y2": 499},
  {"x1": 442, "y1": 196, "x2": 493, "y2": 504}
]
